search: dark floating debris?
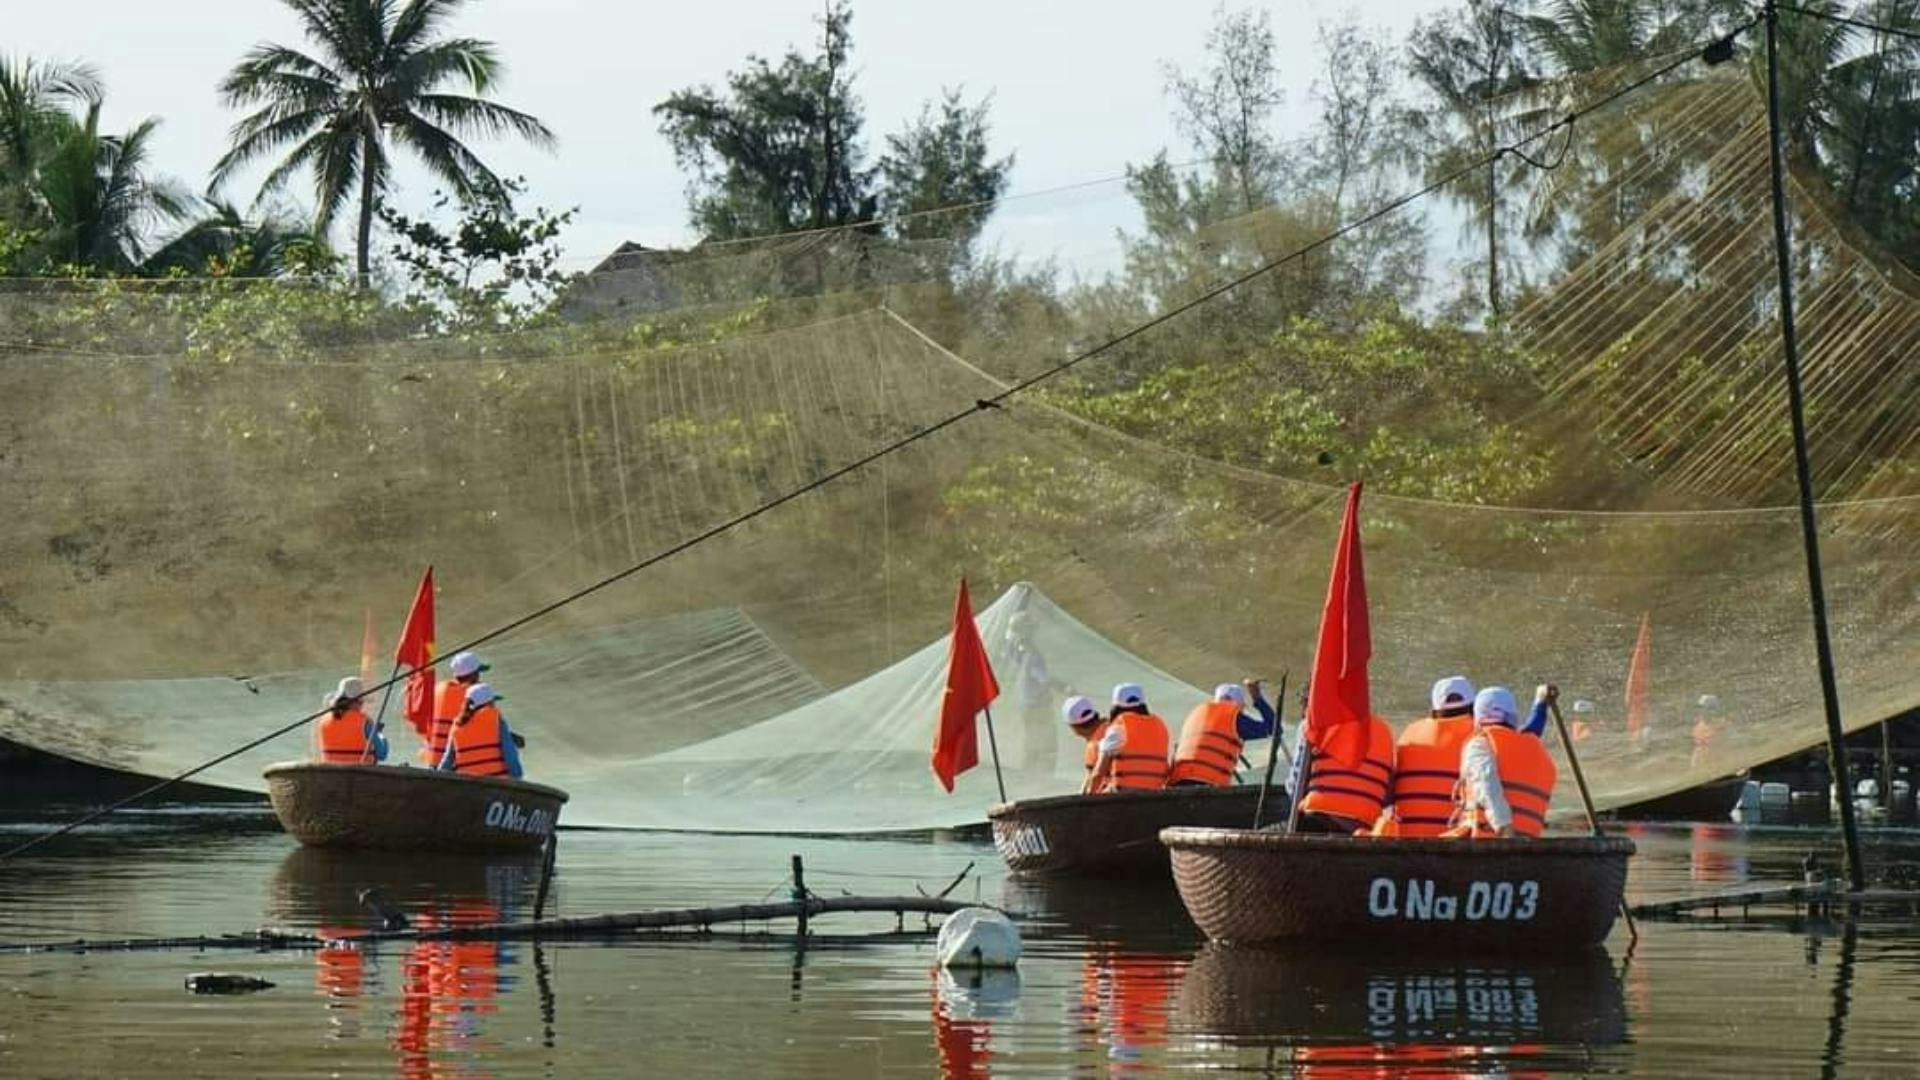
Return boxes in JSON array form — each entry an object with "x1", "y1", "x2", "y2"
[{"x1": 185, "y1": 972, "x2": 275, "y2": 995}]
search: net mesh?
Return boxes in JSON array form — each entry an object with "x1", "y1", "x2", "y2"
[{"x1": 0, "y1": 55, "x2": 1915, "y2": 830}]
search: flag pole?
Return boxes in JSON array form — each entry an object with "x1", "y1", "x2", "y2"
[
  {"x1": 1251, "y1": 672, "x2": 1290, "y2": 829},
  {"x1": 981, "y1": 706, "x2": 1007, "y2": 803}
]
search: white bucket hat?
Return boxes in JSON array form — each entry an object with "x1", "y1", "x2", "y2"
[
  {"x1": 449, "y1": 651, "x2": 487, "y2": 679},
  {"x1": 1473, "y1": 686, "x2": 1520, "y2": 728},
  {"x1": 465, "y1": 682, "x2": 500, "y2": 709},
  {"x1": 1432, "y1": 676, "x2": 1475, "y2": 711},
  {"x1": 1061, "y1": 695, "x2": 1101, "y2": 727},
  {"x1": 1111, "y1": 683, "x2": 1146, "y2": 708}
]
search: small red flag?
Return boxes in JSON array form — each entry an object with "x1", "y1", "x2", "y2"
[
  {"x1": 1305, "y1": 483, "x2": 1372, "y2": 769},
  {"x1": 1625, "y1": 612, "x2": 1651, "y2": 740},
  {"x1": 394, "y1": 566, "x2": 436, "y2": 740},
  {"x1": 931, "y1": 578, "x2": 1001, "y2": 793}
]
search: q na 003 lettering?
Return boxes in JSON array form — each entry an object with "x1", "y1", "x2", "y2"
[{"x1": 1366, "y1": 877, "x2": 1540, "y2": 922}]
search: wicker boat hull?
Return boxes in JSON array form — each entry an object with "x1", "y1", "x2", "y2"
[
  {"x1": 1162, "y1": 829, "x2": 1634, "y2": 952},
  {"x1": 263, "y1": 762, "x2": 568, "y2": 852},
  {"x1": 988, "y1": 785, "x2": 1284, "y2": 877}
]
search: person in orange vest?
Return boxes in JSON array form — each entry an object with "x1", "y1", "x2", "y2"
[
  {"x1": 1371, "y1": 676, "x2": 1478, "y2": 837},
  {"x1": 1168, "y1": 683, "x2": 1277, "y2": 787},
  {"x1": 1445, "y1": 685, "x2": 1559, "y2": 838},
  {"x1": 1063, "y1": 695, "x2": 1110, "y2": 788},
  {"x1": 1296, "y1": 711, "x2": 1395, "y2": 833},
  {"x1": 1691, "y1": 693, "x2": 1724, "y2": 770},
  {"x1": 313, "y1": 677, "x2": 388, "y2": 764},
  {"x1": 1081, "y1": 683, "x2": 1170, "y2": 794},
  {"x1": 422, "y1": 650, "x2": 489, "y2": 765},
  {"x1": 437, "y1": 683, "x2": 524, "y2": 779}
]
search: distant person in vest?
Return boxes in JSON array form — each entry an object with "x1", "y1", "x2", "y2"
[
  {"x1": 1168, "y1": 681, "x2": 1278, "y2": 787},
  {"x1": 1691, "y1": 693, "x2": 1725, "y2": 770},
  {"x1": 1082, "y1": 683, "x2": 1170, "y2": 794},
  {"x1": 1371, "y1": 676, "x2": 1478, "y2": 837},
  {"x1": 438, "y1": 683, "x2": 524, "y2": 779},
  {"x1": 1445, "y1": 685, "x2": 1559, "y2": 839},
  {"x1": 315, "y1": 677, "x2": 388, "y2": 764},
  {"x1": 1063, "y1": 695, "x2": 1110, "y2": 787},
  {"x1": 423, "y1": 650, "x2": 489, "y2": 766},
  {"x1": 1295, "y1": 706, "x2": 1395, "y2": 834}
]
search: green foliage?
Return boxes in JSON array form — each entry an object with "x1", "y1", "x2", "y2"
[
  {"x1": 380, "y1": 178, "x2": 577, "y2": 334},
  {"x1": 213, "y1": 0, "x2": 555, "y2": 284},
  {"x1": 877, "y1": 89, "x2": 1013, "y2": 258},
  {"x1": 1050, "y1": 315, "x2": 1557, "y2": 504}
]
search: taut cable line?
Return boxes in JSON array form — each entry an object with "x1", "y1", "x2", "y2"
[{"x1": 0, "y1": 25, "x2": 1752, "y2": 864}]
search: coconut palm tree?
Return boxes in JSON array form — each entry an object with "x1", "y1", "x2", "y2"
[
  {"x1": 211, "y1": 0, "x2": 555, "y2": 286},
  {"x1": 0, "y1": 56, "x2": 101, "y2": 220},
  {"x1": 142, "y1": 199, "x2": 329, "y2": 277}
]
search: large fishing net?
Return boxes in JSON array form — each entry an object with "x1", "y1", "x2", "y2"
[{"x1": 0, "y1": 52, "x2": 1914, "y2": 830}]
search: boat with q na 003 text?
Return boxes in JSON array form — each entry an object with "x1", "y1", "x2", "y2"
[
  {"x1": 263, "y1": 762, "x2": 568, "y2": 853},
  {"x1": 1159, "y1": 829, "x2": 1634, "y2": 952}
]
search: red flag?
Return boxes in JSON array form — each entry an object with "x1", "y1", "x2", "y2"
[
  {"x1": 931, "y1": 578, "x2": 1001, "y2": 793},
  {"x1": 1305, "y1": 483, "x2": 1372, "y2": 769},
  {"x1": 394, "y1": 567, "x2": 436, "y2": 740},
  {"x1": 1625, "y1": 612, "x2": 1651, "y2": 740}
]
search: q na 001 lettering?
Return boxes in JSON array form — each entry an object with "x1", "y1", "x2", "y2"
[{"x1": 1366, "y1": 877, "x2": 1540, "y2": 922}]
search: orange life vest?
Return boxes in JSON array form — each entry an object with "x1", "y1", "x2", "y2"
[
  {"x1": 422, "y1": 678, "x2": 470, "y2": 765},
  {"x1": 1452, "y1": 725, "x2": 1557, "y2": 838},
  {"x1": 1103, "y1": 712, "x2": 1170, "y2": 791},
  {"x1": 1386, "y1": 714, "x2": 1476, "y2": 837},
  {"x1": 316, "y1": 708, "x2": 373, "y2": 763},
  {"x1": 1081, "y1": 719, "x2": 1111, "y2": 777},
  {"x1": 1168, "y1": 701, "x2": 1244, "y2": 786},
  {"x1": 1299, "y1": 714, "x2": 1395, "y2": 827},
  {"x1": 449, "y1": 704, "x2": 511, "y2": 777}
]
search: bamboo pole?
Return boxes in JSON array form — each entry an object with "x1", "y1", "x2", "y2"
[
  {"x1": 1252, "y1": 673, "x2": 1290, "y2": 829},
  {"x1": 1549, "y1": 696, "x2": 1637, "y2": 942}
]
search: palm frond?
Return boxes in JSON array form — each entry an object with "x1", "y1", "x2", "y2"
[
  {"x1": 391, "y1": 38, "x2": 501, "y2": 96},
  {"x1": 409, "y1": 93, "x2": 554, "y2": 148},
  {"x1": 388, "y1": 112, "x2": 499, "y2": 195},
  {"x1": 390, "y1": 0, "x2": 474, "y2": 55}
]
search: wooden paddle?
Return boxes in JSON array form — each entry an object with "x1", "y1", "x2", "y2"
[
  {"x1": 1251, "y1": 672, "x2": 1290, "y2": 829},
  {"x1": 1548, "y1": 690, "x2": 1638, "y2": 942}
]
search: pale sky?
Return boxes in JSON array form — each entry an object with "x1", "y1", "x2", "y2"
[{"x1": 8, "y1": 0, "x2": 1456, "y2": 274}]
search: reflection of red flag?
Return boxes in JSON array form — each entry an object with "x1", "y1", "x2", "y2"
[
  {"x1": 1625, "y1": 612, "x2": 1651, "y2": 739},
  {"x1": 394, "y1": 567, "x2": 436, "y2": 740},
  {"x1": 1305, "y1": 483, "x2": 1371, "y2": 769},
  {"x1": 932, "y1": 976, "x2": 992, "y2": 1080},
  {"x1": 931, "y1": 579, "x2": 1000, "y2": 793}
]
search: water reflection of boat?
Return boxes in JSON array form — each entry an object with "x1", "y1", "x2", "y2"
[
  {"x1": 988, "y1": 785, "x2": 1280, "y2": 877},
  {"x1": 1172, "y1": 942, "x2": 1626, "y2": 1055},
  {"x1": 1161, "y1": 830, "x2": 1633, "y2": 952},
  {"x1": 263, "y1": 761, "x2": 567, "y2": 852}
]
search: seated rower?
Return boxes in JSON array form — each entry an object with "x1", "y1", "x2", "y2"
[
  {"x1": 423, "y1": 650, "x2": 489, "y2": 766},
  {"x1": 1082, "y1": 683, "x2": 1169, "y2": 795},
  {"x1": 1296, "y1": 710, "x2": 1395, "y2": 834},
  {"x1": 438, "y1": 683, "x2": 524, "y2": 779},
  {"x1": 315, "y1": 677, "x2": 387, "y2": 764},
  {"x1": 1167, "y1": 681, "x2": 1276, "y2": 787},
  {"x1": 1371, "y1": 676, "x2": 1477, "y2": 837},
  {"x1": 1063, "y1": 695, "x2": 1110, "y2": 789},
  {"x1": 1445, "y1": 686, "x2": 1558, "y2": 839}
]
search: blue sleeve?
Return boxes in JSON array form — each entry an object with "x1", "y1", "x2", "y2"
[
  {"x1": 500, "y1": 720, "x2": 524, "y2": 779},
  {"x1": 1522, "y1": 700, "x2": 1548, "y2": 737},
  {"x1": 362, "y1": 717, "x2": 389, "y2": 763},
  {"x1": 1237, "y1": 705, "x2": 1276, "y2": 742}
]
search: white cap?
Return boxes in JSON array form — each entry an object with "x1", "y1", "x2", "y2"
[
  {"x1": 1061, "y1": 695, "x2": 1101, "y2": 727},
  {"x1": 1572, "y1": 699, "x2": 1597, "y2": 715},
  {"x1": 449, "y1": 651, "x2": 485, "y2": 679},
  {"x1": 327, "y1": 676, "x2": 364, "y2": 708},
  {"x1": 1474, "y1": 686, "x2": 1519, "y2": 728},
  {"x1": 1432, "y1": 676, "x2": 1475, "y2": 711},
  {"x1": 1112, "y1": 682, "x2": 1146, "y2": 708},
  {"x1": 1213, "y1": 683, "x2": 1246, "y2": 707},
  {"x1": 1697, "y1": 693, "x2": 1722, "y2": 711},
  {"x1": 465, "y1": 683, "x2": 499, "y2": 709}
]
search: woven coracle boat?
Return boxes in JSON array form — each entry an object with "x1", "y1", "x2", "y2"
[
  {"x1": 1172, "y1": 940, "x2": 1626, "y2": 1048},
  {"x1": 264, "y1": 762, "x2": 568, "y2": 852},
  {"x1": 988, "y1": 784, "x2": 1284, "y2": 876},
  {"x1": 1160, "y1": 829, "x2": 1634, "y2": 951}
]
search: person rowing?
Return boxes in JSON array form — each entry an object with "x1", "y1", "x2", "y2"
[
  {"x1": 314, "y1": 677, "x2": 388, "y2": 764},
  {"x1": 1370, "y1": 676, "x2": 1478, "y2": 837},
  {"x1": 1167, "y1": 681, "x2": 1277, "y2": 787},
  {"x1": 1063, "y1": 695, "x2": 1110, "y2": 788},
  {"x1": 1081, "y1": 683, "x2": 1169, "y2": 795},
  {"x1": 437, "y1": 683, "x2": 524, "y2": 779},
  {"x1": 423, "y1": 650, "x2": 489, "y2": 766},
  {"x1": 1443, "y1": 685, "x2": 1559, "y2": 839}
]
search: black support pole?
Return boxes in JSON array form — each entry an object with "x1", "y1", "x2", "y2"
[{"x1": 1763, "y1": 1, "x2": 1866, "y2": 892}]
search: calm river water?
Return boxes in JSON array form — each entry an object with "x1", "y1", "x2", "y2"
[{"x1": 0, "y1": 810, "x2": 1917, "y2": 1077}]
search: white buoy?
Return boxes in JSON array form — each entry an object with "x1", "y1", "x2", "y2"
[{"x1": 937, "y1": 907, "x2": 1021, "y2": 970}]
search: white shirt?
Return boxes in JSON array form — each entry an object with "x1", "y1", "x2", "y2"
[
  {"x1": 1457, "y1": 729, "x2": 1513, "y2": 832},
  {"x1": 1098, "y1": 723, "x2": 1126, "y2": 755}
]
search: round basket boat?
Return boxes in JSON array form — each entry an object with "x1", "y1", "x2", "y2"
[
  {"x1": 1160, "y1": 829, "x2": 1634, "y2": 952},
  {"x1": 264, "y1": 762, "x2": 568, "y2": 853},
  {"x1": 988, "y1": 784, "x2": 1286, "y2": 877}
]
